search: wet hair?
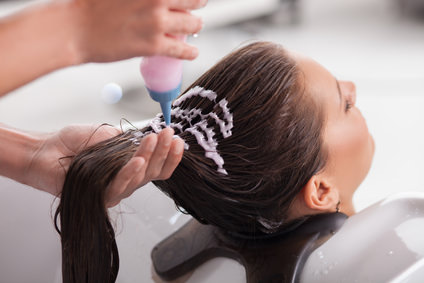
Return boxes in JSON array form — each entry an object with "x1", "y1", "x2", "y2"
[{"x1": 54, "y1": 41, "x2": 327, "y2": 283}]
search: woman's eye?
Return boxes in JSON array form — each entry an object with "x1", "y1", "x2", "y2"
[{"x1": 345, "y1": 100, "x2": 353, "y2": 112}]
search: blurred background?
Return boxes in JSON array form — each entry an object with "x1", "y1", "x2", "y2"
[{"x1": 1, "y1": 0, "x2": 424, "y2": 282}]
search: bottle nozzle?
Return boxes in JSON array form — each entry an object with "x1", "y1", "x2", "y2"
[
  {"x1": 145, "y1": 84, "x2": 181, "y2": 126},
  {"x1": 159, "y1": 101, "x2": 172, "y2": 126}
]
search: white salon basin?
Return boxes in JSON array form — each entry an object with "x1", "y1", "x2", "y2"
[
  {"x1": 131, "y1": 190, "x2": 424, "y2": 283},
  {"x1": 301, "y1": 193, "x2": 424, "y2": 283}
]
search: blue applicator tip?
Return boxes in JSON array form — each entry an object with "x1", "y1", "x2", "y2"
[
  {"x1": 146, "y1": 83, "x2": 181, "y2": 126},
  {"x1": 159, "y1": 100, "x2": 172, "y2": 126}
]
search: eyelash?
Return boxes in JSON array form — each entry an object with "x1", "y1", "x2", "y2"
[{"x1": 345, "y1": 100, "x2": 353, "y2": 112}]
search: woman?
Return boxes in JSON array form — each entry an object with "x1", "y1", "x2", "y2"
[{"x1": 55, "y1": 41, "x2": 374, "y2": 282}]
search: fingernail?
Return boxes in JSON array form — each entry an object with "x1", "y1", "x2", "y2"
[
  {"x1": 173, "y1": 144, "x2": 183, "y2": 155},
  {"x1": 167, "y1": 127, "x2": 175, "y2": 135}
]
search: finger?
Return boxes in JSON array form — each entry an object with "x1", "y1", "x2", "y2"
[
  {"x1": 145, "y1": 128, "x2": 175, "y2": 179},
  {"x1": 156, "y1": 137, "x2": 184, "y2": 180},
  {"x1": 134, "y1": 133, "x2": 158, "y2": 164},
  {"x1": 168, "y1": 0, "x2": 208, "y2": 10},
  {"x1": 108, "y1": 200, "x2": 120, "y2": 208},
  {"x1": 108, "y1": 133, "x2": 158, "y2": 202},
  {"x1": 165, "y1": 12, "x2": 203, "y2": 35},
  {"x1": 106, "y1": 134, "x2": 159, "y2": 205},
  {"x1": 159, "y1": 37, "x2": 199, "y2": 59},
  {"x1": 106, "y1": 157, "x2": 145, "y2": 206},
  {"x1": 118, "y1": 157, "x2": 150, "y2": 200}
]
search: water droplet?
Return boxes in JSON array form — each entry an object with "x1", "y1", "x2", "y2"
[
  {"x1": 388, "y1": 250, "x2": 394, "y2": 255},
  {"x1": 193, "y1": 33, "x2": 199, "y2": 38}
]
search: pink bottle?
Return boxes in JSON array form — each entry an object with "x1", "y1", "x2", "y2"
[{"x1": 140, "y1": 36, "x2": 186, "y2": 125}]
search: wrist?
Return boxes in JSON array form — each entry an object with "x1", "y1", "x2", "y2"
[{"x1": 0, "y1": 125, "x2": 44, "y2": 188}]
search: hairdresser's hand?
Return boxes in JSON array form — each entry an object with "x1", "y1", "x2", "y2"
[
  {"x1": 24, "y1": 125, "x2": 121, "y2": 196},
  {"x1": 69, "y1": 0, "x2": 206, "y2": 63},
  {"x1": 106, "y1": 128, "x2": 184, "y2": 207},
  {"x1": 0, "y1": 0, "x2": 205, "y2": 96},
  {"x1": 25, "y1": 125, "x2": 183, "y2": 202}
]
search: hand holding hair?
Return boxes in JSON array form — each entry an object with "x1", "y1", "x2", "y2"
[
  {"x1": 106, "y1": 127, "x2": 184, "y2": 207},
  {"x1": 0, "y1": 123, "x2": 183, "y2": 205}
]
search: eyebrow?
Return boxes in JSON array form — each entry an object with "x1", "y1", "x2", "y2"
[{"x1": 335, "y1": 78, "x2": 342, "y2": 109}]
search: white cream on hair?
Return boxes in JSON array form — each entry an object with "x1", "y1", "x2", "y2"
[{"x1": 134, "y1": 86, "x2": 233, "y2": 175}]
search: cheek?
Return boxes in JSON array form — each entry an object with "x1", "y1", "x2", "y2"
[{"x1": 327, "y1": 112, "x2": 374, "y2": 192}]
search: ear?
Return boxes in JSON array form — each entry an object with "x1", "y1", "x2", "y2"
[{"x1": 301, "y1": 175, "x2": 339, "y2": 212}]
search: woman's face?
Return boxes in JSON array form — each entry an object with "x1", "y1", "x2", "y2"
[{"x1": 294, "y1": 54, "x2": 375, "y2": 215}]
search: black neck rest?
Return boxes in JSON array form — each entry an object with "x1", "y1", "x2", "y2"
[{"x1": 151, "y1": 212, "x2": 347, "y2": 283}]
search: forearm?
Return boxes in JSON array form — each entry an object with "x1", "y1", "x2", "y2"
[
  {"x1": 0, "y1": 2, "x2": 79, "y2": 96},
  {"x1": 0, "y1": 124, "x2": 43, "y2": 186}
]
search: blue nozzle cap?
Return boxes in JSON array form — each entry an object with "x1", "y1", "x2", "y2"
[
  {"x1": 146, "y1": 83, "x2": 181, "y2": 126},
  {"x1": 159, "y1": 100, "x2": 172, "y2": 125}
]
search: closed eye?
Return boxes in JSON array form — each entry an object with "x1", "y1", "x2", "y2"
[{"x1": 345, "y1": 100, "x2": 353, "y2": 112}]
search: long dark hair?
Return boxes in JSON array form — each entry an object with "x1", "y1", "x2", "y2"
[{"x1": 54, "y1": 41, "x2": 327, "y2": 282}]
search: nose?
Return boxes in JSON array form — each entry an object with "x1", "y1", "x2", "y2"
[{"x1": 340, "y1": 81, "x2": 357, "y2": 105}]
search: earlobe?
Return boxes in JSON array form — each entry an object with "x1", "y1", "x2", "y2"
[{"x1": 301, "y1": 175, "x2": 339, "y2": 212}]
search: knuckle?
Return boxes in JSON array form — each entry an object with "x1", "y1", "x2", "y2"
[
  {"x1": 180, "y1": 46, "x2": 195, "y2": 59},
  {"x1": 163, "y1": 44, "x2": 178, "y2": 58},
  {"x1": 151, "y1": 12, "x2": 166, "y2": 33},
  {"x1": 150, "y1": 35, "x2": 163, "y2": 53}
]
